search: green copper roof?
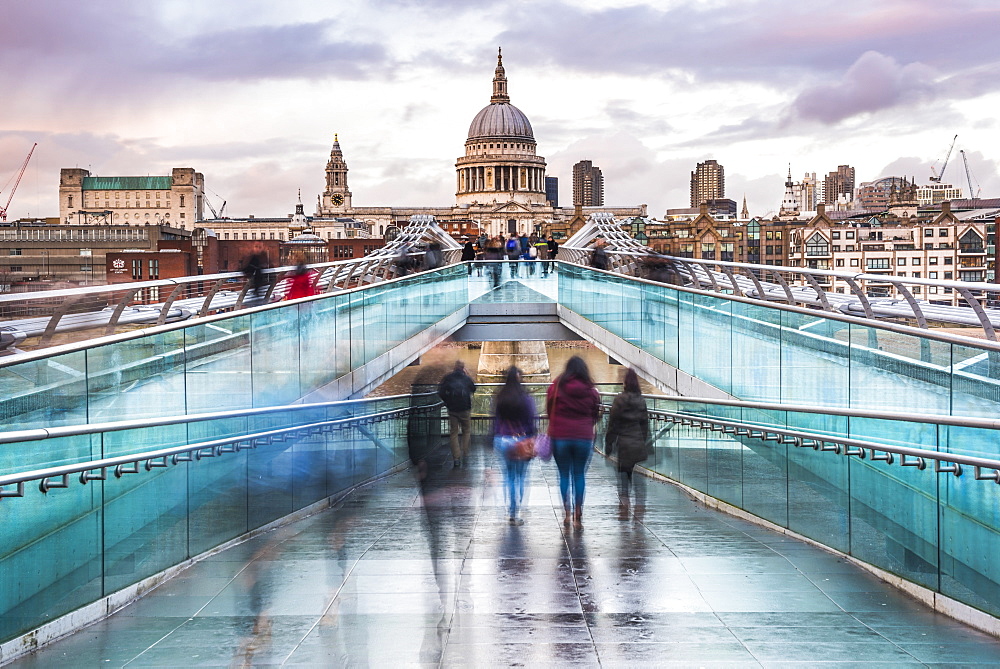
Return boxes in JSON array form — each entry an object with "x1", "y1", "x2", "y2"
[{"x1": 82, "y1": 176, "x2": 173, "y2": 190}]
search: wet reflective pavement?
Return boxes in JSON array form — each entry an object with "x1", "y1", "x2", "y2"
[{"x1": 12, "y1": 437, "x2": 1000, "y2": 667}]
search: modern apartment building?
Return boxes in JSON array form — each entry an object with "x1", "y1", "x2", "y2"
[
  {"x1": 572, "y1": 161, "x2": 604, "y2": 206},
  {"x1": 690, "y1": 159, "x2": 724, "y2": 207},
  {"x1": 824, "y1": 165, "x2": 855, "y2": 206}
]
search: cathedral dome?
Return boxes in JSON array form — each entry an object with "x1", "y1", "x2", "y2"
[
  {"x1": 467, "y1": 103, "x2": 534, "y2": 141},
  {"x1": 466, "y1": 48, "x2": 534, "y2": 142}
]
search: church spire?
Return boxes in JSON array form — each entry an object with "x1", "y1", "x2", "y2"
[
  {"x1": 491, "y1": 46, "x2": 509, "y2": 104},
  {"x1": 741, "y1": 194, "x2": 749, "y2": 219}
]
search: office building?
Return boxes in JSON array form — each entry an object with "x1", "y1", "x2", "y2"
[
  {"x1": 690, "y1": 159, "x2": 725, "y2": 207},
  {"x1": 545, "y1": 176, "x2": 559, "y2": 208},
  {"x1": 572, "y1": 161, "x2": 604, "y2": 206}
]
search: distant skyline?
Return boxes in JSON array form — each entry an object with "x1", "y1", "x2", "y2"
[{"x1": 2, "y1": 0, "x2": 998, "y2": 221}]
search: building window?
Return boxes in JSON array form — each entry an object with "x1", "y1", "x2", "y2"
[
  {"x1": 832, "y1": 245, "x2": 840, "y2": 252},
  {"x1": 846, "y1": 231, "x2": 855, "y2": 239},
  {"x1": 845, "y1": 245, "x2": 855, "y2": 252},
  {"x1": 132, "y1": 259, "x2": 142, "y2": 279},
  {"x1": 897, "y1": 258, "x2": 906, "y2": 266},
  {"x1": 929, "y1": 257, "x2": 938, "y2": 264},
  {"x1": 180, "y1": 195, "x2": 185, "y2": 207},
  {"x1": 939, "y1": 229, "x2": 949, "y2": 237},
  {"x1": 929, "y1": 272, "x2": 938, "y2": 279},
  {"x1": 68, "y1": 195, "x2": 73, "y2": 208},
  {"x1": 867, "y1": 258, "x2": 890, "y2": 270},
  {"x1": 148, "y1": 259, "x2": 159, "y2": 280},
  {"x1": 913, "y1": 286, "x2": 921, "y2": 294},
  {"x1": 243, "y1": 233, "x2": 248, "y2": 240},
  {"x1": 9, "y1": 248, "x2": 21, "y2": 256},
  {"x1": 805, "y1": 233, "x2": 829, "y2": 256},
  {"x1": 944, "y1": 272, "x2": 953, "y2": 279},
  {"x1": 224, "y1": 233, "x2": 230, "y2": 240},
  {"x1": 912, "y1": 272, "x2": 921, "y2": 278},
  {"x1": 850, "y1": 258, "x2": 859, "y2": 267},
  {"x1": 836, "y1": 259, "x2": 844, "y2": 267},
  {"x1": 925, "y1": 228, "x2": 934, "y2": 237},
  {"x1": 80, "y1": 264, "x2": 92, "y2": 272},
  {"x1": 831, "y1": 231, "x2": 840, "y2": 240},
  {"x1": 9, "y1": 265, "x2": 21, "y2": 272},
  {"x1": 960, "y1": 271, "x2": 984, "y2": 282},
  {"x1": 944, "y1": 257, "x2": 953, "y2": 265}
]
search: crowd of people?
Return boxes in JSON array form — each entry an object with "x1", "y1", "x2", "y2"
[{"x1": 415, "y1": 355, "x2": 652, "y2": 530}]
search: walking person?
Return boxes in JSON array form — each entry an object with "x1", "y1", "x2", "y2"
[
  {"x1": 547, "y1": 355, "x2": 600, "y2": 530},
  {"x1": 461, "y1": 237, "x2": 477, "y2": 275},
  {"x1": 546, "y1": 235, "x2": 559, "y2": 275},
  {"x1": 505, "y1": 234, "x2": 520, "y2": 277},
  {"x1": 534, "y1": 236, "x2": 549, "y2": 275},
  {"x1": 604, "y1": 368, "x2": 651, "y2": 520},
  {"x1": 438, "y1": 361, "x2": 477, "y2": 467},
  {"x1": 493, "y1": 366, "x2": 536, "y2": 525}
]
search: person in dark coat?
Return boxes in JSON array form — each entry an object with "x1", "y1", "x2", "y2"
[
  {"x1": 605, "y1": 368, "x2": 651, "y2": 520},
  {"x1": 546, "y1": 355, "x2": 600, "y2": 530},
  {"x1": 241, "y1": 246, "x2": 269, "y2": 298},
  {"x1": 461, "y1": 239, "x2": 476, "y2": 275},
  {"x1": 438, "y1": 360, "x2": 477, "y2": 467}
]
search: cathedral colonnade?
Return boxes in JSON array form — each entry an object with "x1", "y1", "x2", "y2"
[{"x1": 457, "y1": 166, "x2": 546, "y2": 195}]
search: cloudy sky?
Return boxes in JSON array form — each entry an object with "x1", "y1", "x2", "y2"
[{"x1": 2, "y1": 0, "x2": 998, "y2": 221}]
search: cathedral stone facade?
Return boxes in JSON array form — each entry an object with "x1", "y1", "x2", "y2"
[{"x1": 317, "y1": 49, "x2": 645, "y2": 239}]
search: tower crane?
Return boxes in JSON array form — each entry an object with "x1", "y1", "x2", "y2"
[
  {"x1": 929, "y1": 134, "x2": 957, "y2": 183},
  {"x1": 204, "y1": 187, "x2": 227, "y2": 219},
  {"x1": 0, "y1": 143, "x2": 37, "y2": 222},
  {"x1": 959, "y1": 150, "x2": 981, "y2": 200}
]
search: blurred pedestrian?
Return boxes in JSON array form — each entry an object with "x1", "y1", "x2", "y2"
[
  {"x1": 546, "y1": 235, "x2": 558, "y2": 274},
  {"x1": 424, "y1": 242, "x2": 444, "y2": 270},
  {"x1": 546, "y1": 355, "x2": 600, "y2": 530},
  {"x1": 484, "y1": 236, "x2": 503, "y2": 288},
  {"x1": 241, "y1": 245, "x2": 269, "y2": 298},
  {"x1": 285, "y1": 262, "x2": 318, "y2": 300},
  {"x1": 604, "y1": 368, "x2": 651, "y2": 520},
  {"x1": 493, "y1": 366, "x2": 536, "y2": 525},
  {"x1": 461, "y1": 238, "x2": 477, "y2": 275},
  {"x1": 505, "y1": 234, "x2": 520, "y2": 277},
  {"x1": 438, "y1": 360, "x2": 477, "y2": 467},
  {"x1": 591, "y1": 242, "x2": 609, "y2": 270}
]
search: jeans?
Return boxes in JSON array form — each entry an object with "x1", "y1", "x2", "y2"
[
  {"x1": 552, "y1": 438, "x2": 592, "y2": 511},
  {"x1": 448, "y1": 409, "x2": 472, "y2": 459},
  {"x1": 504, "y1": 458, "x2": 528, "y2": 517}
]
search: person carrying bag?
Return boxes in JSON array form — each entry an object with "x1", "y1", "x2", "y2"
[{"x1": 492, "y1": 366, "x2": 536, "y2": 525}]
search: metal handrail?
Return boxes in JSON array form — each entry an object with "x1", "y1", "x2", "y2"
[
  {"x1": 0, "y1": 403, "x2": 441, "y2": 500},
  {"x1": 0, "y1": 259, "x2": 467, "y2": 369},
  {"x1": 597, "y1": 392, "x2": 1000, "y2": 431},
  {"x1": 558, "y1": 260, "x2": 1000, "y2": 353},
  {"x1": 643, "y1": 407, "x2": 1000, "y2": 482},
  {"x1": 0, "y1": 392, "x2": 427, "y2": 444}
]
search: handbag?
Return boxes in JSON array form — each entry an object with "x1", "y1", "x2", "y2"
[
  {"x1": 511, "y1": 436, "x2": 536, "y2": 461},
  {"x1": 534, "y1": 434, "x2": 552, "y2": 461}
]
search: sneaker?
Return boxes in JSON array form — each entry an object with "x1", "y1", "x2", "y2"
[
  {"x1": 509, "y1": 516, "x2": 524, "y2": 526},
  {"x1": 454, "y1": 459, "x2": 461, "y2": 468}
]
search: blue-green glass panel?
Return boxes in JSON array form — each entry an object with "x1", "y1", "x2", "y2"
[
  {"x1": 779, "y1": 309, "x2": 849, "y2": 408},
  {"x1": 87, "y1": 330, "x2": 187, "y2": 422},
  {"x1": 951, "y1": 342, "x2": 1000, "y2": 419},
  {"x1": 847, "y1": 322, "x2": 951, "y2": 415},
  {"x1": 0, "y1": 350, "x2": 88, "y2": 430},
  {"x1": 729, "y1": 300, "x2": 782, "y2": 403},
  {"x1": 0, "y1": 481, "x2": 103, "y2": 642},
  {"x1": 250, "y1": 306, "x2": 301, "y2": 407},
  {"x1": 184, "y1": 315, "x2": 251, "y2": 414},
  {"x1": 298, "y1": 299, "x2": 338, "y2": 397},
  {"x1": 103, "y1": 463, "x2": 189, "y2": 592},
  {"x1": 848, "y1": 457, "x2": 938, "y2": 590},
  {"x1": 939, "y1": 470, "x2": 1000, "y2": 617},
  {"x1": 740, "y1": 438, "x2": 789, "y2": 528}
]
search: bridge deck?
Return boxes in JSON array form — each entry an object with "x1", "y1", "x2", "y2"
[{"x1": 12, "y1": 437, "x2": 1000, "y2": 667}]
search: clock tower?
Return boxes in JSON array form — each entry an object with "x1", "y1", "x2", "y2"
[{"x1": 320, "y1": 134, "x2": 352, "y2": 214}]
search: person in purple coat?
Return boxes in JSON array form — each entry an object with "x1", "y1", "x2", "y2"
[
  {"x1": 546, "y1": 356, "x2": 601, "y2": 530},
  {"x1": 493, "y1": 366, "x2": 536, "y2": 525}
]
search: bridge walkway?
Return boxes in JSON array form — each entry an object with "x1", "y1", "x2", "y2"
[{"x1": 11, "y1": 436, "x2": 1000, "y2": 667}]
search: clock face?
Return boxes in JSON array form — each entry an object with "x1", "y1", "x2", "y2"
[{"x1": 332, "y1": 193, "x2": 345, "y2": 206}]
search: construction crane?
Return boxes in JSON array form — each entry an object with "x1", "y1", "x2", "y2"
[
  {"x1": 959, "y1": 150, "x2": 982, "y2": 200},
  {"x1": 204, "y1": 187, "x2": 227, "y2": 219},
  {"x1": 0, "y1": 143, "x2": 37, "y2": 222},
  {"x1": 929, "y1": 134, "x2": 957, "y2": 183}
]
